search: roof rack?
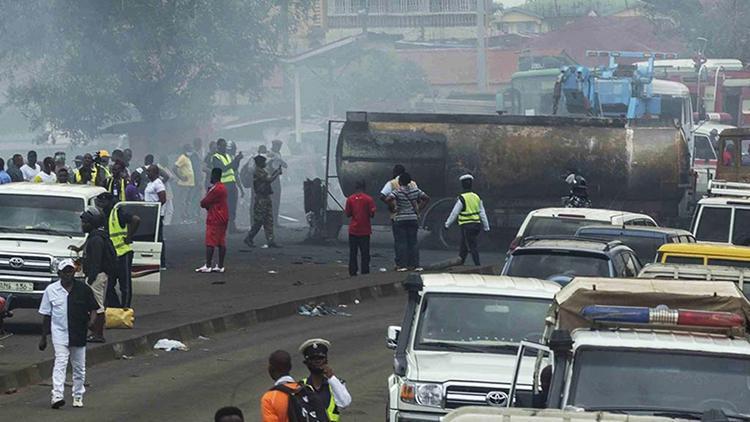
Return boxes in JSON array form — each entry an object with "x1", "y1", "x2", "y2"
[
  {"x1": 521, "y1": 235, "x2": 623, "y2": 251},
  {"x1": 708, "y1": 180, "x2": 750, "y2": 198}
]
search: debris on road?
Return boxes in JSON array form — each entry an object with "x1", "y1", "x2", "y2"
[
  {"x1": 211, "y1": 281, "x2": 226, "y2": 285},
  {"x1": 117, "y1": 354, "x2": 133, "y2": 360},
  {"x1": 198, "y1": 335, "x2": 210, "y2": 341},
  {"x1": 354, "y1": 299, "x2": 360, "y2": 305},
  {"x1": 153, "y1": 339, "x2": 189, "y2": 352},
  {"x1": 297, "y1": 303, "x2": 352, "y2": 317},
  {"x1": 379, "y1": 268, "x2": 387, "y2": 272},
  {"x1": 268, "y1": 270, "x2": 278, "y2": 274},
  {"x1": 5, "y1": 388, "x2": 17, "y2": 395}
]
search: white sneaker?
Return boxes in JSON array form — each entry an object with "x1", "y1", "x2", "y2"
[
  {"x1": 211, "y1": 266, "x2": 225, "y2": 273},
  {"x1": 195, "y1": 265, "x2": 211, "y2": 273},
  {"x1": 73, "y1": 396, "x2": 83, "y2": 408},
  {"x1": 396, "y1": 267, "x2": 408, "y2": 272},
  {"x1": 414, "y1": 267, "x2": 424, "y2": 272}
]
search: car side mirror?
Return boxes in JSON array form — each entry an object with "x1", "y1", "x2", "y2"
[{"x1": 387, "y1": 325, "x2": 401, "y2": 350}]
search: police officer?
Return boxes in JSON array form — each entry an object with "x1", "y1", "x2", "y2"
[
  {"x1": 243, "y1": 155, "x2": 281, "y2": 248},
  {"x1": 212, "y1": 139, "x2": 243, "y2": 233},
  {"x1": 444, "y1": 174, "x2": 490, "y2": 266},
  {"x1": 299, "y1": 338, "x2": 352, "y2": 422}
]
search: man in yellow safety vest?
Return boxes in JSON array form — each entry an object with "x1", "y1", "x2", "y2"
[
  {"x1": 299, "y1": 338, "x2": 352, "y2": 422},
  {"x1": 212, "y1": 138, "x2": 243, "y2": 233},
  {"x1": 444, "y1": 174, "x2": 490, "y2": 266}
]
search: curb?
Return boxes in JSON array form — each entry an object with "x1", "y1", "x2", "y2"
[{"x1": 0, "y1": 264, "x2": 495, "y2": 393}]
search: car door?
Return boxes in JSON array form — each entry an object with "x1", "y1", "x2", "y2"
[{"x1": 112, "y1": 201, "x2": 162, "y2": 295}]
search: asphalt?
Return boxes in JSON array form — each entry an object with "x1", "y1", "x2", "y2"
[
  {"x1": 0, "y1": 222, "x2": 502, "y2": 392},
  {"x1": 0, "y1": 294, "x2": 406, "y2": 422}
]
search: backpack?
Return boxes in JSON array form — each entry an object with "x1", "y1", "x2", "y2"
[{"x1": 272, "y1": 383, "x2": 329, "y2": 422}]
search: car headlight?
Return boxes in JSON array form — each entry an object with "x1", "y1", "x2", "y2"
[{"x1": 400, "y1": 382, "x2": 443, "y2": 408}]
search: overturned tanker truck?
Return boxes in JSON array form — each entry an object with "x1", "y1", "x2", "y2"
[{"x1": 331, "y1": 112, "x2": 691, "y2": 247}]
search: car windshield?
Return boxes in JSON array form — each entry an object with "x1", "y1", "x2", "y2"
[
  {"x1": 505, "y1": 251, "x2": 610, "y2": 279},
  {"x1": 570, "y1": 348, "x2": 750, "y2": 415},
  {"x1": 524, "y1": 217, "x2": 602, "y2": 237},
  {"x1": 415, "y1": 293, "x2": 551, "y2": 353},
  {"x1": 0, "y1": 194, "x2": 84, "y2": 236}
]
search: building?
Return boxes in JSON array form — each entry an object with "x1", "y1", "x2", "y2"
[{"x1": 497, "y1": 0, "x2": 645, "y2": 34}]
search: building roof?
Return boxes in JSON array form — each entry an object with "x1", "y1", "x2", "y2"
[{"x1": 522, "y1": 16, "x2": 685, "y2": 66}]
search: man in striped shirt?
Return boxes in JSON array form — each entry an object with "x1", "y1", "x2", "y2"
[{"x1": 386, "y1": 172, "x2": 430, "y2": 272}]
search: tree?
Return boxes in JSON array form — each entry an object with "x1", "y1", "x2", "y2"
[
  {"x1": 0, "y1": 0, "x2": 310, "y2": 142},
  {"x1": 641, "y1": 0, "x2": 750, "y2": 62}
]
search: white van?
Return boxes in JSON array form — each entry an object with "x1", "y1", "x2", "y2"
[
  {"x1": 691, "y1": 181, "x2": 750, "y2": 245},
  {"x1": 0, "y1": 183, "x2": 162, "y2": 311}
]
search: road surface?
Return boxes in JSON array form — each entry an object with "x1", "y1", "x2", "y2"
[{"x1": 0, "y1": 294, "x2": 406, "y2": 422}]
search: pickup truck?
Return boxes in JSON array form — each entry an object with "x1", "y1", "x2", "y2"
[
  {"x1": 386, "y1": 273, "x2": 560, "y2": 422},
  {"x1": 507, "y1": 277, "x2": 750, "y2": 420},
  {"x1": 0, "y1": 183, "x2": 163, "y2": 312}
]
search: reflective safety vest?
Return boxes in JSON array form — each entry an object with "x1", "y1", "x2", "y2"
[
  {"x1": 108, "y1": 210, "x2": 132, "y2": 257},
  {"x1": 302, "y1": 378, "x2": 340, "y2": 422},
  {"x1": 213, "y1": 153, "x2": 236, "y2": 184},
  {"x1": 108, "y1": 178, "x2": 126, "y2": 202},
  {"x1": 99, "y1": 164, "x2": 112, "y2": 180},
  {"x1": 74, "y1": 166, "x2": 98, "y2": 185},
  {"x1": 458, "y1": 192, "x2": 481, "y2": 225}
]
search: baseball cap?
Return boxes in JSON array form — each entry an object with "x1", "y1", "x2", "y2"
[{"x1": 57, "y1": 258, "x2": 76, "y2": 271}]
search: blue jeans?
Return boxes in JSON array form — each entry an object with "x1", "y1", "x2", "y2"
[{"x1": 394, "y1": 220, "x2": 419, "y2": 269}]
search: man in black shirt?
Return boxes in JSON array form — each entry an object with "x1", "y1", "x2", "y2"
[
  {"x1": 39, "y1": 259, "x2": 99, "y2": 409},
  {"x1": 69, "y1": 206, "x2": 116, "y2": 343}
]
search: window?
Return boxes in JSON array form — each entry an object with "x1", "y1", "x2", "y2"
[
  {"x1": 723, "y1": 140, "x2": 737, "y2": 166},
  {"x1": 694, "y1": 135, "x2": 716, "y2": 162},
  {"x1": 523, "y1": 217, "x2": 601, "y2": 237},
  {"x1": 664, "y1": 255, "x2": 704, "y2": 265},
  {"x1": 506, "y1": 251, "x2": 611, "y2": 279},
  {"x1": 733, "y1": 209, "x2": 750, "y2": 246},
  {"x1": 624, "y1": 253, "x2": 640, "y2": 275},
  {"x1": 742, "y1": 140, "x2": 750, "y2": 167},
  {"x1": 707, "y1": 259, "x2": 750, "y2": 269},
  {"x1": 695, "y1": 207, "x2": 731, "y2": 242},
  {"x1": 617, "y1": 253, "x2": 638, "y2": 277},
  {"x1": 0, "y1": 194, "x2": 85, "y2": 236}
]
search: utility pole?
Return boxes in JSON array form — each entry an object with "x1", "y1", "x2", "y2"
[{"x1": 476, "y1": 0, "x2": 488, "y2": 92}]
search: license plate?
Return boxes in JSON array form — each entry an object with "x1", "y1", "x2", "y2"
[{"x1": 0, "y1": 281, "x2": 34, "y2": 292}]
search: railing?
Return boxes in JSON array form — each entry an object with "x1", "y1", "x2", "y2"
[
  {"x1": 327, "y1": 12, "x2": 476, "y2": 27},
  {"x1": 329, "y1": 0, "x2": 477, "y2": 15}
]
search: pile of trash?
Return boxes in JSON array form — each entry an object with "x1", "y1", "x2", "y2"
[{"x1": 297, "y1": 303, "x2": 352, "y2": 317}]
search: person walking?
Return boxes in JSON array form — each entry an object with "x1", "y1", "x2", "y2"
[
  {"x1": 196, "y1": 168, "x2": 229, "y2": 273},
  {"x1": 145, "y1": 164, "x2": 168, "y2": 268},
  {"x1": 0, "y1": 158, "x2": 12, "y2": 184},
  {"x1": 32, "y1": 157, "x2": 57, "y2": 183},
  {"x1": 386, "y1": 173, "x2": 429, "y2": 272},
  {"x1": 268, "y1": 140, "x2": 288, "y2": 226},
  {"x1": 21, "y1": 150, "x2": 41, "y2": 181},
  {"x1": 69, "y1": 207, "x2": 115, "y2": 343},
  {"x1": 380, "y1": 165, "x2": 417, "y2": 270},
  {"x1": 172, "y1": 144, "x2": 195, "y2": 224},
  {"x1": 244, "y1": 155, "x2": 281, "y2": 248},
  {"x1": 38, "y1": 259, "x2": 99, "y2": 409},
  {"x1": 444, "y1": 174, "x2": 490, "y2": 266},
  {"x1": 344, "y1": 180, "x2": 375, "y2": 276},
  {"x1": 299, "y1": 338, "x2": 352, "y2": 422},
  {"x1": 7, "y1": 154, "x2": 24, "y2": 182},
  {"x1": 95, "y1": 192, "x2": 140, "y2": 308},
  {"x1": 212, "y1": 138, "x2": 243, "y2": 233}
]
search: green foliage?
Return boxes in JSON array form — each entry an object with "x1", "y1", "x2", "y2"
[
  {"x1": 0, "y1": 0, "x2": 310, "y2": 141},
  {"x1": 301, "y1": 50, "x2": 430, "y2": 115}
]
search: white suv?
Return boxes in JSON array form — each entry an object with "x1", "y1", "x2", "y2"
[
  {"x1": 386, "y1": 273, "x2": 560, "y2": 422},
  {"x1": 0, "y1": 183, "x2": 163, "y2": 312}
]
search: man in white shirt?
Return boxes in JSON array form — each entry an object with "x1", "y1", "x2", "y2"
[
  {"x1": 145, "y1": 164, "x2": 167, "y2": 267},
  {"x1": 21, "y1": 150, "x2": 41, "y2": 181},
  {"x1": 38, "y1": 259, "x2": 99, "y2": 409},
  {"x1": 33, "y1": 157, "x2": 58, "y2": 184}
]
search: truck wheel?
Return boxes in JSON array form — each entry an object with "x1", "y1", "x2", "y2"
[{"x1": 420, "y1": 197, "x2": 461, "y2": 250}]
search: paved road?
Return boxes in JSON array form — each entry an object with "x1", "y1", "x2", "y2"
[{"x1": 0, "y1": 294, "x2": 406, "y2": 421}]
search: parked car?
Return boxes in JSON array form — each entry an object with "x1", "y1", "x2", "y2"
[
  {"x1": 509, "y1": 208, "x2": 657, "y2": 252},
  {"x1": 574, "y1": 225, "x2": 695, "y2": 263},
  {"x1": 691, "y1": 185, "x2": 750, "y2": 245},
  {"x1": 386, "y1": 273, "x2": 560, "y2": 421},
  {"x1": 656, "y1": 242, "x2": 750, "y2": 268},
  {"x1": 501, "y1": 237, "x2": 642, "y2": 285},
  {"x1": 638, "y1": 262, "x2": 750, "y2": 297}
]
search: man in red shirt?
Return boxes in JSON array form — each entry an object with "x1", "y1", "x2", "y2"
[
  {"x1": 345, "y1": 180, "x2": 376, "y2": 276},
  {"x1": 197, "y1": 168, "x2": 229, "y2": 273}
]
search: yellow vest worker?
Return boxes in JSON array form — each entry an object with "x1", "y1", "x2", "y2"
[
  {"x1": 299, "y1": 338, "x2": 352, "y2": 422},
  {"x1": 444, "y1": 174, "x2": 490, "y2": 266},
  {"x1": 74, "y1": 166, "x2": 98, "y2": 185},
  {"x1": 212, "y1": 153, "x2": 236, "y2": 184}
]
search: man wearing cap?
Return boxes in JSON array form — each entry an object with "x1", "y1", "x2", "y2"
[
  {"x1": 38, "y1": 259, "x2": 99, "y2": 409},
  {"x1": 69, "y1": 206, "x2": 116, "y2": 343},
  {"x1": 244, "y1": 154, "x2": 282, "y2": 248},
  {"x1": 300, "y1": 338, "x2": 352, "y2": 421},
  {"x1": 444, "y1": 174, "x2": 490, "y2": 266}
]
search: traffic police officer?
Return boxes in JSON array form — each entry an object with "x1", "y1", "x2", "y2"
[
  {"x1": 444, "y1": 174, "x2": 490, "y2": 265},
  {"x1": 299, "y1": 338, "x2": 352, "y2": 421}
]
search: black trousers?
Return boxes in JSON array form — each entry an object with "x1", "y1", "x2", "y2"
[
  {"x1": 459, "y1": 223, "x2": 481, "y2": 266},
  {"x1": 349, "y1": 235, "x2": 371, "y2": 276},
  {"x1": 106, "y1": 252, "x2": 133, "y2": 308}
]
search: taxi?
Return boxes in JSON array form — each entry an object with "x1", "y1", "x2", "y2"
[{"x1": 656, "y1": 242, "x2": 750, "y2": 268}]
